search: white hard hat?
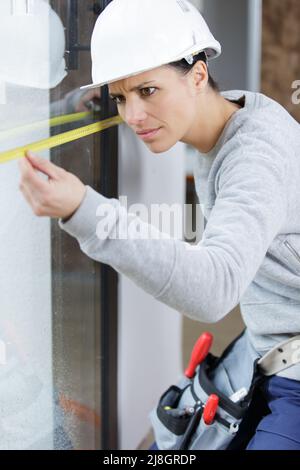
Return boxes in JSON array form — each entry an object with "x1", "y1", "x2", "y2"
[
  {"x1": 0, "y1": 0, "x2": 67, "y2": 89},
  {"x1": 81, "y1": 0, "x2": 221, "y2": 90}
]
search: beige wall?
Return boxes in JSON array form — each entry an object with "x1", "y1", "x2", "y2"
[{"x1": 261, "y1": 0, "x2": 300, "y2": 122}]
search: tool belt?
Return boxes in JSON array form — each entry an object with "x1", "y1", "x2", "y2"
[{"x1": 149, "y1": 331, "x2": 300, "y2": 451}]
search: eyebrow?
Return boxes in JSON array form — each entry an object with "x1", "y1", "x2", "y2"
[{"x1": 109, "y1": 81, "x2": 157, "y2": 98}]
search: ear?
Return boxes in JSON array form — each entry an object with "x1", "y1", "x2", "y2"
[{"x1": 191, "y1": 60, "x2": 208, "y2": 92}]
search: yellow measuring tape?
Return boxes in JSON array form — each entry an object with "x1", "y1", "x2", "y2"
[
  {"x1": 0, "y1": 111, "x2": 93, "y2": 142},
  {"x1": 0, "y1": 114, "x2": 123, "y2": 165}
]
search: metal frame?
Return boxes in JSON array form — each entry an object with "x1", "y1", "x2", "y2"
[
  {"x1": 97, "y1": 0, "x2": 119, "y2": 450},
  {"x1": 99, "y1": 63, "x2": 119, "y2": 452},
  {"x1": 66, "y1": 1, "x2": 102, "y2": 70}
]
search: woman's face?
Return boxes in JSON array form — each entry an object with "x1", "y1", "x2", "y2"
[{"x1": 108, "y1": 65, "x2": 199, "y2": 153}]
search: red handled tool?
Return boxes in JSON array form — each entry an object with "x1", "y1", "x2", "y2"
[
  {"x1": 176, "y1": 332, "x2": 214, "y2": 450},
  {"x1": 203, "y1": 394, "x2": 219, "y2": 425},
  {"x1": 175, "y1": 392, "x2": 219, "y2": 450},
  {"x1": 185, "y1": 332, "x2": 213, "y2": 379}
]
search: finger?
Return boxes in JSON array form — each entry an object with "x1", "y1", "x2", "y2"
[
  {"x1": 19, "y1": 173, "x2": 51, "y2": 217},
  {"x1": 84, "y1": 89, "x2": 101, "y2": 101},
  {"x1": 19, "y1": 177, "x2": 35, "y2": 208},
  {"x1": 18, "y1": 156, "x2": 49, "y2": 193},
  {"x1": 76, "y1": 89, "x2": 102, "y2": 112},
  {"x1": 75, "y1": 102, "x2": 89, "y2": 112},
  {"x1": 25, "y1": 152, "x2": 62, "y2": 180},
  {"x1": 21, "y1": 186, "x2": 47, "y2": 217}
]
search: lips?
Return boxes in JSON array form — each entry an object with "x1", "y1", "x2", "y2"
[
  {"x1": 136, "y1": 128, "x2": 160, "y2": 136},
  {"x1": 137, "y1": 127, "x2": 161, "y2": 140}
]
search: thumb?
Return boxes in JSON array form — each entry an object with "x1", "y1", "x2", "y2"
[{"x1": 25, "y1": 151, "x2": 60, "y2": 180}]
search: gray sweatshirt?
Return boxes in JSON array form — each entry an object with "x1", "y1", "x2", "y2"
[{"x1": 59, "y1": 90, "x2": 300, "y2": 379}]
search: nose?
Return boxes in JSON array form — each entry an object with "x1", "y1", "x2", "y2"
[{"x1": 124, "y1": 98, "x2": 148, "y2": 127}]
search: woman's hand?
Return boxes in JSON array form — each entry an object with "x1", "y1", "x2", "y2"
[
  {"x1": 74, "y1": 89, "x2": 101, "y2": 112},
  {"x1": 18, "y1": 152, "x2": 86, "y2": 220}
]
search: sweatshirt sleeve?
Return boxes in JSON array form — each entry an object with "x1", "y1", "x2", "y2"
[{"x1": 58, "y1": 145, "x2": 287, "y2": 323}]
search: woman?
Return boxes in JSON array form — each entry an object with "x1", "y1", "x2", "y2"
[{"x1": 19, "y1": 0, "x2": 300, "y2": 450}]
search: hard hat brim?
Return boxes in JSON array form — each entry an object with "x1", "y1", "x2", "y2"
[{"x1": 80, "y1": 42, "x2": 221, "y2": 91}]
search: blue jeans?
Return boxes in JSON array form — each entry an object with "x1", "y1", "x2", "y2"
[{"x1": 247, "y1": 375, "x2": 300, "y2": 450}]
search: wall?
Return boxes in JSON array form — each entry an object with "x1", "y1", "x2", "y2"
[
  {"x1": 261, "y1": 0, "x2": 300, "y2": 122},
  {"x1": 202, "y1": 0, "x2": 262, "y2": 92}
]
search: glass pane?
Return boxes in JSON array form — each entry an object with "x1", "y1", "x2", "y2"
[{"x1": 0, "y1": 0, "x2": 106, "y2": 450}]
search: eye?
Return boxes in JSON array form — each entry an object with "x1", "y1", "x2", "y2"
[
  {"x1": 110, "y1": 96, "x2": 125, "y2": 105},
  {"x1": 140, "y1": 87, "x2": 157, "y2": 97}
]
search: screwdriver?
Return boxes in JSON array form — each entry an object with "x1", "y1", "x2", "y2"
[
  {"x1": 163, "y1": 406, "x2": 195, "y2": 418},
  {"x1": 175, "y1": 403, "x2": 203, "y2": 450},
  {"x1": 185, "y1": 332, "x2": 213, "y2": 379},
  {"x1": 175, "y1": 395, "x2": 219, "y2": 449},
  {"x1": 202, "y1": 394, "x2": 219, "y2": 425}
]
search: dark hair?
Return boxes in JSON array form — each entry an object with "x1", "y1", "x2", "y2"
[{"x1": 168, "y1": 51, "x2": 219, "y2": 92}]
